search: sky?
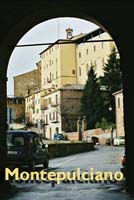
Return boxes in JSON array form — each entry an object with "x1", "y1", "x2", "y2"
[{"x1": 7, "y1": 17, "x2": 98, "y2": 96}]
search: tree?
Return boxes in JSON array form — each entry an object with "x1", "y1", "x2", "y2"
[
  {"x1": 99, "y1": 48, "x2": 122, "y2": 124},
  {"x1": 95, "y1": 117, "x2": 109, "y2": 131},
  {"x1": 80, "y1": 66, "x2": 104, "y2": 129}
]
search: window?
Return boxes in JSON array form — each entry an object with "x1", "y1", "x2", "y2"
[
  {"x1": 56, "y1": 112, "x2": 58, "y2": 121},
  {"x1": 102, "y1": 42, "x2": 104, "y2": 48},
  {"x1": 79, "y1": 52, "x2": 81, "y2": 58},
  {"x1": 72, "y1": 70, "x2": 76, "y2": 75},
  {"x1": 47, "y1": 77, "x2": 49, "y2": 83},
  {"x1": 48, "y1": 97, "x2": 51, "y2": 104},
  {"x1": 49, "y1": 113, "x2": 51, "y2": 120},
  {"x1": 56, "y1": 71, "x2": 58, "y2": 78},
  {"x1": 93, "y1": 45, "x2": 96, "y2": 52},
  {"x1": 118, "y1": 98, "x2": 120, "y2": 108},
  {"x1": 53, "y1": 112, "x2": 55, "y2": 120},
  {"x1": 7, "y1": 134, "x2": 25, "y2": 147},
  {"x1": 86, "y1": 49, "x2": 88, "y2": 54},
  {"x1": 86, "y1": 64, "x2": 89, "y2": 74},
  {"x1": 16, "y1": 99, "x2": 19, "y2": 104},
  {"x1": 94, "y1": 61, "x2": 97, "y2": 70},
  {"x1": 50, "y1": 72, "x2": 52, "y2": 82},
  {"x1": 79, "y1": 67, "x2": 81, "y2": 76},
  {"x1": 102, "y1": 58, "x2": 104, "y2": 66},
  {"x1": 45, "y1": 115, "x2": 48, "y2": 124},
  {"x1": 55, "y1": 94, "x2": 58, "y2": 104},
  {"x1": 50, "y1": 128, "x2": 52, "y2": 139},
  {"x1": 36, "y1": 109, "x2": 39, "y2": 114}
]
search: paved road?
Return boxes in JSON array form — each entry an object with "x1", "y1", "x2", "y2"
[{"x1": 7, "y1": 146, "x2": 134, "y2": 200}]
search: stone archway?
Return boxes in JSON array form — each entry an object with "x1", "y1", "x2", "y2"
[{"x1": 0, "y1": 1, "x2": 133, "y2": 193}]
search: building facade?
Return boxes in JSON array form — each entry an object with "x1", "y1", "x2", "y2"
[
  {"x1": 24, "y1": 27, "x2": 118, "y2": 138},
  {"x1": 25, "y1": 85, "x2": 84, "y2": 139},
  {"x1": 40, "y1": 41, "x2": 77, "y2": 91},
  {"x1": 113, "y1": 90, "x2": 125, "y2": 137},
  {"x1": 76, "y1": 31, "x2": 116, "y2": 84},
  {"x1": 14, "y1": 65, "x2": 41, "y2": 97},
  {"x1": 7, "y1": 97, "x2": 25, "y2": 125}
]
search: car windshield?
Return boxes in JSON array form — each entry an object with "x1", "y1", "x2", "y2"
[{"x1": 7, "y1": 134, "x2": 25, "y2": 147}]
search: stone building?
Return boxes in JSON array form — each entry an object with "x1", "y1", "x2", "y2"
[
  {"x1": 113, "y1": 89, "x2": 125, "y2": 137},
  {"x1": 25, "y1": 89, "x2": 42, "y2": 126},
  {"x1": 24, "y1": 27, "x2": 118, "y2": 138},
  {"x1": 76, "y1": 29, "x2": 116, "y2": 84},
  {"x1": 25, "y1": 85, "x2": 84, "y2": 139},
  {"x1": 14, "y1": 63, "x2": 41, "y2": 97},
  {"x1": 40, "y1": 28, "x2": 117, "y2": 89},
  {"x1": 7, "y1": 96, "x2": 25, "y2": 125}
]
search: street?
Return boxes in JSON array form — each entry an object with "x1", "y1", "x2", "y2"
[{"x1": 7, "y1": 146, "x2": 134, "y2": 200}]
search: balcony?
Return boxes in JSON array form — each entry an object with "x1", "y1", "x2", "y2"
[
  {"x1": 31, "y1": 104, "x2": 35, "y2": 109},
  {"x1": 44, "y1": 122, "x2": 49, "y2": 125},
  {"x1": 41, "y1": 104, "x2": 48, "y2": 110},
  {"x1": 51, "y1": 117, "x2": 59, "y2": 123},
  {"x1": 51, "y1": 101, "x2": 59, "y2": 107}
]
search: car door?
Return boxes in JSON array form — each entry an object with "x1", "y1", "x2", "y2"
[{"x1": 34, "y1": 135, "x2": 47, "y2": 164}]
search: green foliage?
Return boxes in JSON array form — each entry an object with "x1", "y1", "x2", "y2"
[
  {"x1": 99, "y1": 48, "x2": 122, "y2": 124},
  {"x1": 81, "y1": 48, "x2": 122, "y2": 130},
  {"x1": 80, "y1": 66, "x2": 104, "y2": 129},
  {"x1": 95, "y1": 117, "x2": 116, "y2": 131},
  {"x1": 95, "y1": 117, "x2": 108, "y2": 130}
]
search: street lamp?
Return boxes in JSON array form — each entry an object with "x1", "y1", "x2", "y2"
[{"x1": 109, "y1": 106, "x2": 112, "y2": 111}]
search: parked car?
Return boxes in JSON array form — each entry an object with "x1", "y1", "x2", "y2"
[
  {"x1": 54, "y1": 133, "x2": 64, "y2": 140},
  {"x1": 85, "y1": 136, "x2": 92, "y2": 142},
  {"x1": 91, "y1": 136, "x2": 99, "y2": 145},
  {"x1": 120, "y1": 152, "x2": 126, "y2": 177},
  {"x1": 7, "y1": 130, "x2": 49, "y2": 170},
  {"x1": 114, "y1": 136, "x2": 125, "y2": 146}
]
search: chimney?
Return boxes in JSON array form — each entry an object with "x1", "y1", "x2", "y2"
[{"x1": 66, "y1": 27, "x2": 73, "y2": 39}]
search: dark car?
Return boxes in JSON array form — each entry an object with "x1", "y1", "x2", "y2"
[
  {"x1": 91, "y1": 136, "x2": 99, "y2": 145},
  {"x1": 54, "y1": 133, "x2": 64, "y2": 140},
  {"x1": 7, "y1": 130, "x2": 49, "y2": 170}
]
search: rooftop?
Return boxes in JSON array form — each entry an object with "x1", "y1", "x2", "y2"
[{"x1": 39, "y1": 28, "x2": 104, "y2": 55}]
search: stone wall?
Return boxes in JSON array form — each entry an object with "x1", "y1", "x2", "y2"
[
  {"x1": 65, "y1": 128, "x2": 116, "y2": 145},
  {"x1": 47, "y1": 142, "x2": 94, "y2": 158}
]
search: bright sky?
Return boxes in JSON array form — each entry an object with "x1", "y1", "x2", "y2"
[{"x1": 7, "y1": 17, "x2": 98, "y2": 96}]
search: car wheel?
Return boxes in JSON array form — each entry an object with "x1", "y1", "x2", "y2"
[
  {"x1": 29, "y1": 160, "x2": 36, "y2": 171},
  {"x1": 43, "y1": 158, "x2": 49, "y2": 169}
]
